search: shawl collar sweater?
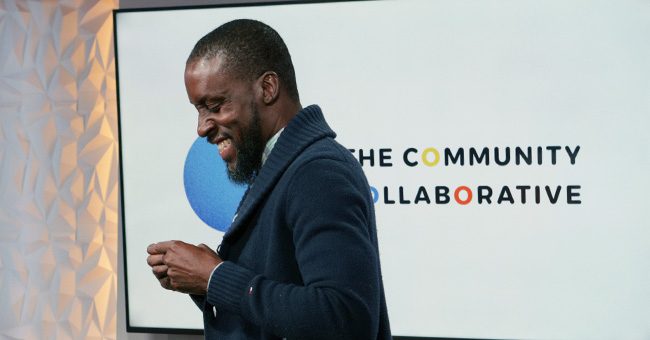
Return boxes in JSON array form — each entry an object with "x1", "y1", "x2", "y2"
[{"x1": 195, "y1": 105, "x2": 392, "y2": 340}]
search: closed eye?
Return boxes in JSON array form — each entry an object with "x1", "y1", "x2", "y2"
[{"x1": 206, "y1": 98, "x2": 227, "y2": 113}]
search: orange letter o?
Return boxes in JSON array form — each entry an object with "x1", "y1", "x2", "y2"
[{"x1": 454, "y1": 186, "x2": 473, "y2": 205}]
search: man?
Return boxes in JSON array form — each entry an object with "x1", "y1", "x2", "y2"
[{"x1": 146, "y1": 19, "x2": 391, "y2": 339}]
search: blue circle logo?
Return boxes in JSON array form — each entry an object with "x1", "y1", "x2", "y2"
[{"x1": 183, "y1": 137, "x2": 246, "y2": 232}]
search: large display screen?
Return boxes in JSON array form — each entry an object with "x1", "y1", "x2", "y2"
[{"x1": 115, "y1": 1, "x2": 650, "y2": 338}]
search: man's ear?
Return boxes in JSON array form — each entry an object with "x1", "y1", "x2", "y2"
[{"x1": 259, "y1": 71, "x2": 280, "y2": 105}]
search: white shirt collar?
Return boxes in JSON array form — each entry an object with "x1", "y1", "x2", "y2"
[{"x1": 261, "y1": 128, "x2": 284, "y2": 166}]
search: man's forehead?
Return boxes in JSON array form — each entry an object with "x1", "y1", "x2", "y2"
[
  {"x1": 185, "y1": 54, "x2": 228, "y2": 76},
  {"x1": 185, "y1": 56, "x2": 245, "y2": 105}
]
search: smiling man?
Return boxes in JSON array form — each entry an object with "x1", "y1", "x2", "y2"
[{"x1": 146, "y1": 19, "x2": 391, "y2": 340}]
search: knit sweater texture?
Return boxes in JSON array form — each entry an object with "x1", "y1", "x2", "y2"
[{"x1": 192, "y1": 105, "x2": 392, "y2": 339}]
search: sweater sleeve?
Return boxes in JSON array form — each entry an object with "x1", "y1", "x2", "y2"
[
  {"x1": 189, "y1": 293, "x2": 207, "y2": 310},
  {"x1": 206, "y1": 157, "x2": 382, "y2": 339}
]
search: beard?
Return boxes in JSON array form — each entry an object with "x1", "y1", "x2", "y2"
[{"x1": 227, "y1": 103, "x2": 265, "y2": 185}]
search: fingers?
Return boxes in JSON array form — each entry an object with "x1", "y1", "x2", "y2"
[
  {"x1": 146, "y1": 243, "x2": 160, "y2": 255},
  {"x1": 147, "y1": 254, "x2": 164, "y2": 266},
  {"x1": 147, "y1": 241, "x2": 182, "y2": 291},
  {"x1": 152, "y1": 264, "x2": 168, "y2": 279},
  {"x1": 147, "y1": 240, "x2": 179, "y2": 255},
  {"x1": 158, "y1": 276, "x2": 172, "y2": 290},
  {"x1": 148, "y1": 240, "x2": 218, "y2": 294}
]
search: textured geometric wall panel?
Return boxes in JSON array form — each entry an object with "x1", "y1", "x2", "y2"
[{"x1": 0, "y1": 0, "x2": 119, "y2": 339}]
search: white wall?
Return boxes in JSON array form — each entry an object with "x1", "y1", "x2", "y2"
[{"x1": 0, "y1": 0, "x2": 118, "y2": 338}]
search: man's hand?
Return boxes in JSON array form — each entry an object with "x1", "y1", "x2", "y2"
[{"x1": 146, "y1": 240, "x2": 222, "y2": 295}]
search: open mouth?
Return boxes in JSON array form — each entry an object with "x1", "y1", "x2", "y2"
[
  {"x1": 216, "y1": 138, "x2": 235, "y2": 161},
  {"x1": 217, "y1": 138, "x2": 231, "y2": 152}
]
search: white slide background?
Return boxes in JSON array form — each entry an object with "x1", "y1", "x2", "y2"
[{"x1": 116, "y1": 1, "x2": 650, "y2": 339}]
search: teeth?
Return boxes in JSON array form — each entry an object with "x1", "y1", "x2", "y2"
[{"x1": 217, "y1": 139, "x2": 231, "y2": 152}]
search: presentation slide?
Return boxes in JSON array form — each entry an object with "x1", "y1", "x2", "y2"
[{"x1": 115, "y1": 1, "x2": 650, "y2": 339}]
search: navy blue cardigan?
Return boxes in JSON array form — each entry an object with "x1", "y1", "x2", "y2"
[{"x1": 193, "y1": 105, "x2": 391, "y2": 339}]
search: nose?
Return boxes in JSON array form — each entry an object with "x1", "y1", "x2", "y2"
[{"x1": 197, "y1": 115, "x2": 215, "y2": 137}]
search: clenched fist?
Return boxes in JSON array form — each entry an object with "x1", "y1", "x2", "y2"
[{"x1": 146, "y1": 240, "x2": 222, "y2": 295}]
